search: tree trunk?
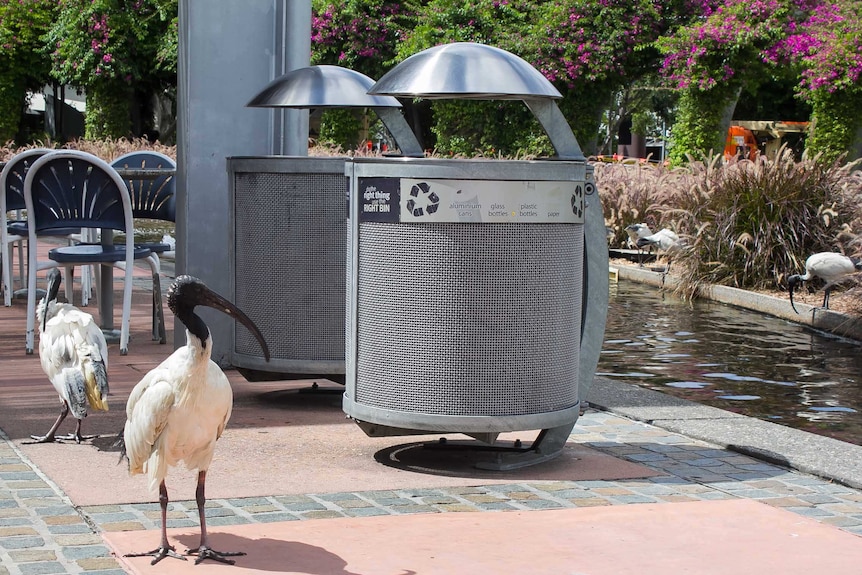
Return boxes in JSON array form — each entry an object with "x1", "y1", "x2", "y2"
[
  {"x1": 84, "y1": 81, "x2": 132, "y2": 140},
  {"x1": 807, "y1": 90, "x2": 862, "y2": 164},
  {"x1": 668, "y1": 86, "x2": 740, "y2": 166}
]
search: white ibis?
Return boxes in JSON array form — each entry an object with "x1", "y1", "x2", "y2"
[
  {"x1": 636, "y1": 227, "x2": 680, "y2": 253},
  {"x1": 119, "y1": 275, "x2": 270, "y2": 565},
  {"x1": 30, "y1": 268, "x2": 109, "y2": 444},
  {"x1": 625, "y1": 223, "x2": 654, "y2": 265},
  {"x1": 788, "y1": 252, "x2": 862, "y2": 313},
  {"x1": 637, "y1": 228, "x2": 682, "y2": 277}
]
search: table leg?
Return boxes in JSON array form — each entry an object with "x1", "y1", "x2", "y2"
[{"x1": 99, "y1": 228, "x2": 116, "y2": 336}]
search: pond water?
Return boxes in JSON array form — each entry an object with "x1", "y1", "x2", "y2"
[{"x1": 599, "y1": 280, "x2": 862, "y2": 446}]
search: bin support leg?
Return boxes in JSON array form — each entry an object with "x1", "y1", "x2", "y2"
[
  {"x1": 473, "y1": 420, "x2": 576, "y2": 471},
  {"x1": 419, "y1": 418, "x2": 577, "y2": 471}
]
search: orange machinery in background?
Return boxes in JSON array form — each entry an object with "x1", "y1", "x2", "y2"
[
  {"x1": 725, "y1": 121, "x2": 809, "y2": 161},
  {"x1": 725, "y1": 125, "x2": 759, "y2": 160}
]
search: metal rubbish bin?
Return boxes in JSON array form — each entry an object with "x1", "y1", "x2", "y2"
[
  {"x1": 342, "y1": 43, "x2": 608, "y2": 469},
  {"x1": 229, "y1": 65, "x2": 422, "y2": 382}
]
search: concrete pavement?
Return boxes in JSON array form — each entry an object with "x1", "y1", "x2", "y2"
[{"x1": 2, "y1": 259, "x2": 862, "y2": 574}]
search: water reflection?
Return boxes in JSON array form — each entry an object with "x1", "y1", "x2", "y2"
[{"x1": 599, "y1": 281, "x2": 862, "y2": 445}]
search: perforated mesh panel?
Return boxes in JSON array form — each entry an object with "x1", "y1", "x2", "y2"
[
  {"x1": 355, "y1": 222, "x2": 583, "y2": 416},
  {"x1": 234, "y1": 171, "x2": 346, "y2": 361}
]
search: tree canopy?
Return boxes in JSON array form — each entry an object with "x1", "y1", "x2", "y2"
[{"x1": 0, "y1": 0, "x2": 859, "y2": 161}]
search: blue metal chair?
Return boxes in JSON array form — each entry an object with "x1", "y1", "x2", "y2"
[
  {"x1": 24, "y1": 150, "x2": 153, "y2": 355},
  {"x1": 111, "y1": 151, "x2": 177, "y2": 344},
  {"x1": 0, "y1": 149, "x2": 83, "y2": 306}
]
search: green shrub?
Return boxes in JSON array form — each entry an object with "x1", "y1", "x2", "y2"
[
  {"x1": 807, "y1": 90, "x2": 862, "y2": 165},
  {"x1": 670, "y1": 148, "x2": 862, "y2": 297},
  {"x1": 429, "y1": 100, "x2": 554, "y2": 157}
]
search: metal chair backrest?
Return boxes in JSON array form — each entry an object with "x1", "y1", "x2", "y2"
[
  {"x1": 24, "y1": 150, "x2": 133, "y2": 235},
  {"x1": 1, "y1": 148, "x2": 54, "y2": 214},
  {"x1": 111, "y1": 151, "x2": 176, "y2": 222}
]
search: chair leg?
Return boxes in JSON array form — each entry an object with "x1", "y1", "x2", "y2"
[
  {"x1": 92, "y1": 265, "x2": 102, "y2": 306},
  {"x1": 119, "y1": 264, "x2": 134, "y2": 355},
  {"x1": 80, "y1": 265, "x2": 90, "y2": 306},
  {"x1": 25, "y1": 261, "x2": 39, "y2": 355},
  {"x1": 152, "y1": 273, "x2": 166, "y2": 344},
  {"x1": 2, "y1": 242, "x2": 12, "y2": 307},
  {"x1": 17, "y1": 240, "x2": 25, "y2": 294},
  {"x1": 65, "y1": 266, "x2": 75, "y2": 304}
]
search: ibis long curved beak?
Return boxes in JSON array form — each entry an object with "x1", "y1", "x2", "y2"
[
  {"x1": 198, "y1": 287, "x2": 271, "y2": 362},
  {"x1": 787, "y1": 275, "x2": 801, "y2": 315}
]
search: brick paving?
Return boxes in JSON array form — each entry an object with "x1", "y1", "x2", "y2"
[
  {"x1": 3, "y1": 409, "x2": 862, "y2": 574},
  {"x1": 3, "y1": 253, "x2": 861, "y2": 573}
]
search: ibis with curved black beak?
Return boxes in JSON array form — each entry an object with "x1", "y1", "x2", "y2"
[
  {"x1": 31, "y1": 268, "x2": 109, "y2": 443},
  {"x1": 788, "y1": 252, "x2": 862, "y2": 314},
  {"x1": 119, "y1": 275, "x2": 270, "y2": 565}
]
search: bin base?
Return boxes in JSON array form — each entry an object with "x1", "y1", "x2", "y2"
[
  {"x1": 370, "y1": 420, "x2": 577, "y2": 472},
  {"x1": 236, "y1": 367, "x2": 345, "y2": 385},
  {"x1": 434, "y1": 421, "x2": 575, "y2": 471}
]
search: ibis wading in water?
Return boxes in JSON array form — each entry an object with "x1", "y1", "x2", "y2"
[
  {"x1": 119, "y1": 275, "x2": 270, "y2": 565},
  {"x1": 32, "y1": 268, "x2": 109, "y2": 443},
  {"x1": 788, "y1": 252, "x2": 862, "y2": 314}
]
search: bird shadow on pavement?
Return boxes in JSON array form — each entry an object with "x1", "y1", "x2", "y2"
[
  {"x1": 91, "y1": 433, "x2": 125, "y2": 454},
  {"x1": 162, "y1": 533, "x2": 416, "y2": 575}
]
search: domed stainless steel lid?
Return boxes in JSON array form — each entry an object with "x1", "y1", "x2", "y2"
[
  {"x1": 368, "y1": 42, "x2": 561, "y2": 100},
  {"x1": 247, "y1": 65, "x2": 403, "y2": 108}
]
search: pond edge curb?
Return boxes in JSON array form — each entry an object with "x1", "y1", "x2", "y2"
[{"x1": 612, "y1": 264, "x2": 862, "y2": 343}]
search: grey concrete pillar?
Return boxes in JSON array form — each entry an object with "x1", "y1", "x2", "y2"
[{"x1": 176, "y1": 0, "x2": 311, "y2": 363}]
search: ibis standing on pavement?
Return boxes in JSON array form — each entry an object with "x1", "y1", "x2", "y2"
[
  {"x1": 119, "y1": 275, "x2": 270, "y2": 565},
  {"x1": 31, "y1": 268, "x2": 109, "y2": 444},
  {"x1": 788, "y1": 252, "x2": 862, "y2": 314}
]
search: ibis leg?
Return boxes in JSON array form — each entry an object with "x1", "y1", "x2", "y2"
[
  {"x1": 124, "y1": 481, "x2": 186, "y2": 565},
  {"x1": 54, "y1": 419, "x2": 93, "y2": 444},
  {"x1": 28, "y1": 401, "x2": 69, "y2": 443},
  {"x1": 186, "y1": 470, "x2": 245, "y2": 564}
]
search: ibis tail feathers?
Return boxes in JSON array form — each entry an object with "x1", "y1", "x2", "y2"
[
  {"x1": 62, "y1": 369, "x2": 88, "y2": 420},
  {"x1": 85, "y1": 359, "x2": 109, "y2": 412}
]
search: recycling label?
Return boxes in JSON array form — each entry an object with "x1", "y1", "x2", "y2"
[{"x1": 357, "y1": 177, "x2": 584, "y2": 224}]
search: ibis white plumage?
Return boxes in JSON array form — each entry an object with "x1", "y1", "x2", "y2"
[
  {"x1": 636, "y1": 227, "x2": 680, "y2": 254},
  {"x1": 31, "y1": 268, "x2": 109, "y2": 444},
  {"x1": 787, "y1": 252, "x2": 862, "y2": 314},
  {"x1": 119, "y1": 275, "x2": 270, "y2": 565}
]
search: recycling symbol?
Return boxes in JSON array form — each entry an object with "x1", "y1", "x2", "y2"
[
  {"x1": 405, "y1": 182, "x2": 440, "y2": 217},
  {"x1": 571, "y1": 184, "x2": 584, "y2": 218}
]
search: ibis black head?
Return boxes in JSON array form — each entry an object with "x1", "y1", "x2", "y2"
[
  {"x1": 42, "y1": 269, "x2": 63, "y2": 331},
  {"x1": 167, "y1": 275, "x2": 271, "y2": 361}
]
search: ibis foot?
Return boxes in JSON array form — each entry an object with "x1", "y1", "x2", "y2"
[
  {"x1": 125, "y1": 546, "x2": 188, "y2": 565},
  {"x1": 27, "y1": 434, "x2": 57, "y2": 444},
  {"x1": 57, "y1": 432, "x2": 99, "y2": 443},
  {"x1": 186, "y1": 546, "x2": 246, "y2": 565}
]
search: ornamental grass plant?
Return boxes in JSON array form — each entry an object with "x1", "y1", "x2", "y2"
[
  {"x1": 1, "y1": 137, "x2": 176, "y2": 162},
  {"x1": 597, "y1": 148, "x2": 862, "y2": 304}
]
